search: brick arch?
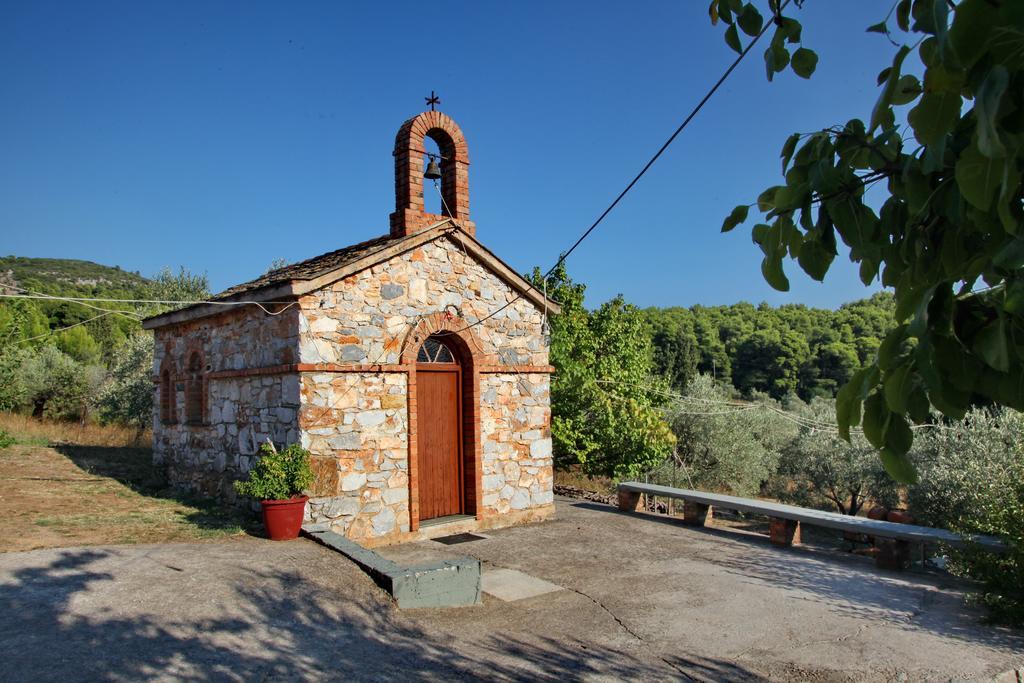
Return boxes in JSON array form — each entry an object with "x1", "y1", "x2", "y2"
[
  {"x1": 183, "y1": 346, "x2": 208, "y2": 425},
  {"x1": 158, "y1": 355, "x2": 178, "y2": 424},
  {"x1": 402, "y1": 311, "x2": 488, "y2": 531},
  {"x1": 400, "y1": 311, "x2": 491, "y2": 365},
  {"x1": 390, "y1": 110, "x2": 475, "y2": 238}
]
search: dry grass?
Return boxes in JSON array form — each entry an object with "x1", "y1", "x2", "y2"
[
  {"x1": 553, "y1": 467, "x2": 616, "y2": 496},
  {"x1": 0, "y1": 412, "x2": 150, "y2": 448},
  {"x1": 0, "y1": 413, "x2": 255, "y2": 552}
]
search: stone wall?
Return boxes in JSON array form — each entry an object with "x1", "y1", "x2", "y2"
[
  {"x1": 296, "y1": 236, "x2": 548, "y2": 367},
  {"x1": 300, "y1": 372, "x2": 410, "y2": 540},
  {"x1": 297, "y1": 234, "x2": 554, "y2": 541},
  {"x1": 153, "y1": 307, "x2": 301, "y2": 500},
  {"x1": 480, "y1": 373, "x2": 554, "y2": 515}
]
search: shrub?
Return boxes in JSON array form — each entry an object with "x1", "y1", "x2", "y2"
[
  {"x1": 771, "y1": 398, "x2": 902, "y2": 515},
  {"x1": 0, "y1": 428, "x2": 14, "y2": 449},
  {"x1": 667, "y1": 374, "x2": 794, "y2": 496},
  {"x1": 234, "y1": 442, "x2": 314, "y2": 501},
  {"x1": 98, "y1": 332, "x2": 154, "y2": 436},
  {"x1": 908, "y1": 408, "x2": 1024, "y2": 624}
]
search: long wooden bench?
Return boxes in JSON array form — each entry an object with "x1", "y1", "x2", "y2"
[{"x1": 617, "y1": 482, "x2": 1006, "y2": 571}]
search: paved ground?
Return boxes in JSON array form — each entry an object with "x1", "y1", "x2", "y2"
[{"x1": 1, "y1": 498, "x2": 1021, "y2": 681}]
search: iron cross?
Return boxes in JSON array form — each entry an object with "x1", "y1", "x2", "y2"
[{"x1": 425, "y1": 90, "x2": 441, "y2": 111}]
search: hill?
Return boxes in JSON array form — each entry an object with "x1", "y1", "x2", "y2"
[{"x1": 0, "y1": 256, "x2": 152, "y2": 298}]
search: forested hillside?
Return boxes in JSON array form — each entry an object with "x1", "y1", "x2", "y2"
[{"x1": 643, "y1": 292, "x2": 895, "y2": 401}]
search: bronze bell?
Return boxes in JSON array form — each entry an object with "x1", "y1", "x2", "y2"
[{"x1": 424, "y1": 156, "x2": 442, "y2": 180}]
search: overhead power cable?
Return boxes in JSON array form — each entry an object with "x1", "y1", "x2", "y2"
[{"x1": 443, "y1": 0, "x2": 791, "y2": 335}]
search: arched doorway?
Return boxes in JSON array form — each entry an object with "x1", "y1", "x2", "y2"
[{"x1": 416, "y1": 335, "x2": 464, "y2": 520}]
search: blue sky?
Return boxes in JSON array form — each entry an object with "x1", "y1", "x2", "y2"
[{"x1": 0, "y1": 1, "x2": 897, "y2": 309}]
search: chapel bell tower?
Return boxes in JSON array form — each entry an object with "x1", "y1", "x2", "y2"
[{"x1": 390, "y1": 95, "x2": 475, "y2": 238}]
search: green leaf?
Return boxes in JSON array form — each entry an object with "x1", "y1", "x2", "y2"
[
  {"x1": 780, "y1": 133, "x2": 800, "y2": 173},
  {"x1": 862, "y1": 392, "x2": 889, "y2": 449},
  {"x1": 907, "y1": 92, "x2": 961, "y2": 146},
  {"x1": 721, "y1": 204, "x2": 750, "y2": 233},
  {"x1": 975, "y1": 65, "x2": 1008, "y2": 158},
  {"x1": 896, "y1": 0, "x2": 911, "y2": 32},
  {"x1": 949, "y1": 0, "x2": 997, "y2": 68},
  {"x1": 890, "y1": 74, "x2": 921, "y2": 105},
  {"x1": 836, "y1": 370, "x2": 869, "y2": 442},
  {"x1": 955, "y1": 143, "x2": 1002, "y2": 210},
  {"x1": 1005, "y1": 279, "x2": 1024, "y2": 315},
  {"x1": 777, "y1": 16, "x2": 801, "y2": 43},
  {"x1": 761, "y1": 255, "x2": 790, "y2": 291},
  {"x1": 757, "y1": 186, "x2": 781, "y2": 211},
  {"x1": 973, "y1": 317, "x2": 1010, "y2": 372},
  {"x1": 866, "y1": 21, "x2": 888, "y2": 34},
  {"x1": 880, "y1": 447, "x2": 918, "y2": 484},
  {"x1": 724, "y1": 24, "x2": 742, "y2": 53},
  {"x1": 790, "y1": 47, "x2": 818, "y2": 79},
  {"x1": 885, "y1": 412, "x2": 913, "y2": 456},
  {"x1": 994, "y1": 237, "x2": 1024, "y2": 271},
  {"x1": 906, "y1": 386, "x2": 931, "y2": 423},
  {"x1": 737, "y1": 3, "x2": 763, "y2": 36},
  {"x1": 796, "y1": 237, "x2": 834, "y2": 281},
  {"x1": 870, "y1": 46, "x2": 910, "y2": 133},
  {"x1": 877, "y1": 325, "x2": 908, "y2": 371},
  {"x1": 883, "y1": 365, "x2": 914, "y2": 413},
  {"x1": 764, "y1": 41, "x2": 789, "y2": 81}
]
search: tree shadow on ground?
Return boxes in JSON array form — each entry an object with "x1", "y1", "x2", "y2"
[
  {"x1": 0, "y1": 547, "x2": 767, "y2": 682},
  {"x1": 54, "y1": 443, "x2": 261, "y2": 536},
  {"x1": 573, "y1": 502, "x2": 1024, "y2": 652}
]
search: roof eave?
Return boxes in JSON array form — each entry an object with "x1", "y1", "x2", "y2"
[{"x1": 140, "y1": 281, "x2": 299, "y2": 330}]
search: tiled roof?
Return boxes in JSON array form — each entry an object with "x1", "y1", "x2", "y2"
[{"x1": 210, "y1": 233, "x2": 399, "y2": 300}]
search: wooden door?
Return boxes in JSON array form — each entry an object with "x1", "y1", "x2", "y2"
[{"x1": 417, "y1": 367, "x2": 463, "y2": 520}]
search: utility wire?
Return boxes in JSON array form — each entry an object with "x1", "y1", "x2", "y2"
[
  {"x1": 0, "y1": 293, "x2": 298, "y2": 316},
  {"x1": 444, "y1": 0, "x2": 791, "y2": 336}
]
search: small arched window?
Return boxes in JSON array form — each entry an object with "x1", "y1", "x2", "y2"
[
  {"x1": 160, "y1": 367, "x2": 177, "y2": 424},
  {"x1": 417, "y1": 337, "x2": 456, "y2": 364},
  {"x1": 185, "y1": 351, "x2": 206, "y2": 425}
]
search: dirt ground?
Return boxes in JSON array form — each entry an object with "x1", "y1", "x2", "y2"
[{"x1": 0, "y1": 442, "x2": 255, "y2": 551}]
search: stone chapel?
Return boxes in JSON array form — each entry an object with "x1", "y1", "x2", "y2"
[{"x1": 142, "y1": 109, "x2": 559, "y2": 545}]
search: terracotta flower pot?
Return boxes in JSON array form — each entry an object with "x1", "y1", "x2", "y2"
[
  {"x1": 260, "y1": 495, "x2": 309, "y2": 541},
  {"x1": 887, "y1": 509, "x2": 915, "y2": 525},
  {"x1": 867, "y1": 505, "x2": 889, "y2": 521}
]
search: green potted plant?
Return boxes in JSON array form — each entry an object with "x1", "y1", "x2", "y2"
[{"x1": 234, "y1": 441, "x2": 314, "y2": 541}]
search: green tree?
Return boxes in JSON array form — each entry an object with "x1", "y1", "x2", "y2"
[
  {"x1": 772, "y1": 398, "x2": 903, "y2": 516},
  {"x1": 713, "y1": 0, "x2": 1024, "y2": 481},
  {"x1": 669, "y1": 374, "x2": 794, "y2": 496},
  {"x1": 98, "y1": 332, "x2": 154, "y2": 437},
  {"x1": 732, "y1": 327, "x2": 810, "y2": 399},
  {"x1": 645, "y1": 308, "x2": 700, "y2": 390},
  {"x1": 531, "y1": 263, "x2": 676, "y2": 478},
  {"x1": 18, "y1": 346, "x2": 92, "y2": 419},
  {"x1": 56, "y1": 324, "x2": 102, "y2": 364}
]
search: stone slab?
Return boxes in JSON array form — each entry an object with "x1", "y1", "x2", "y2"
[
  {"x1": 481, "y1": 568, "x2": 562, "y2": 602},
  {"x1": 303, "y1": 526, "x2": 481, "y2": 609},
  {"x1": 619, "y1": 482, "x2": 1006, "y2": 551}
]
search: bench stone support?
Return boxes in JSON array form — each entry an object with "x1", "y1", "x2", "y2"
[
  {"x1": 769, "y1": 517, "x2": 801, "y2": 547},
  {"x1": 617, "y1": 489, "x2": 643, "y2": 512},
  {"x1": 875, "y1": 538, "x2": 911, "y2": 571},
  {"x1": 683, "y1": 501, "x2": 712, "y2": 526}
]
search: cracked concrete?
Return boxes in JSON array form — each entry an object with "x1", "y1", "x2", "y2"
[{"x1": 0, "y1": 497, "x2": 1021, "y2": 681}]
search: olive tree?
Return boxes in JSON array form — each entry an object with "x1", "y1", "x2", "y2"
[
  {"x1": 772, "y1": 398, "x2": 902, "y2": 515},
  {"x1": 668, "y1": 374, "x2": 795, "y2": 496},
  {"x1": 98, "y1": 332, "x2": 155, "y2": 437}
]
